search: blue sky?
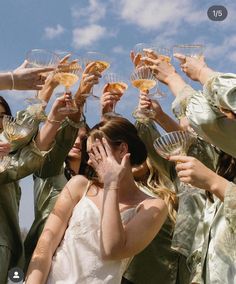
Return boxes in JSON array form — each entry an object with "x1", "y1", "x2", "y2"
[{"x1": 0, "y1": 0, "x2": 235, "y2": 229}]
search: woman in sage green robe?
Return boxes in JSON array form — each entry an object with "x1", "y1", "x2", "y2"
[
  {"x1": 122, "y1": 120, "x2": 215, "y2": 284},
  {"x1": 0, "y1": 94, "x2": 71, "y2": 283}
]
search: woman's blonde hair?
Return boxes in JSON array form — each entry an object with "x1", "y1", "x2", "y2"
[{"x1": 136, "y1": 158, "x2": 177, "y2": 224}]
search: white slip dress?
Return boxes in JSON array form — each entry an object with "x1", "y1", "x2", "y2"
[{"x1": 46, "y1": 183, "x2": 137, "y2": 284}]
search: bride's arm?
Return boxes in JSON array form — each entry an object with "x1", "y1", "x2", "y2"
[{"x1": 25, "y1": 175, "x2": 88, "y2": 284}]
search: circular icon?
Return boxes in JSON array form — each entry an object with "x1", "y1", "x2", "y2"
[
  {"x1": 8, "y1": 267, "x2": 24, "y2": 283},
  {"x1": 207, "y1": 5, "x2": 228, "y2": 21}
]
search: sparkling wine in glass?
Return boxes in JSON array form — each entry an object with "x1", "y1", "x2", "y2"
[
  {"x1": 131, "y1": 66, "x2": 158, "y2": 122},
  {"x1": 82, "y1": 51, "x2": 110, "y2": 99},
  {"x1": 134, "y1": 43, "x2": 171, "y2": 98},
  {"x1": 153, "y1": 130, "x2": 195, "y2": 196},
  {"x1": 26, "y1": 49, "x2": 60, "y2": 107},
  {"x1": 103, "y1": 73, "x2": 128, "y2": 117},
  {"x1": 54, "y1": 62, "x2": 82, "y2": 114},
  {"x1": 2, "y1": 115, "x2": 34, "y2": 143},
  {"x1": 0, "y1": 115, "x2": 34, "y2": 171}
]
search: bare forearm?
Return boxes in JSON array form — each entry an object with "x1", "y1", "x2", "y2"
[
  {"x1": 208, "y1": 174, "x2": 228, "y2": 201},
  {"x1": 154, "y1": 112, "x2": 182, "y2": 132},
  {"x1": 101, "y1": 188, "x2": 126, "y2": 260},
  {"x1": 0, "y1": 72, "x2": 13, "y2": 90},
  {"x1": 198, "y1": 66, "x2": 215, "y2": 85},
  {"x1": 167, "y1": 73, "x2": 187, "y2": 97},
  {"x1": 35, "y1": 119, "x2": 62, "y2": 151},
  {"x1": 26, "y1": 236, "x2": 53, "y2": 284},
  {"x1": 38, "y1": 84, "x2": 56, "y2": 104}
]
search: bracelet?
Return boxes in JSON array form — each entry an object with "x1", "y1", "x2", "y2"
[
  {"x1": 47, "y1": 117, "x2": 62, "y2": 124},
  {"x1": 8, "y1": 72, "x2": 15, "y2": 90}
]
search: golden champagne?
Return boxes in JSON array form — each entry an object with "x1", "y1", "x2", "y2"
[
  {"x1": 107, "y1": 82, "x2": 128, "y2": 94},
  {"x1": 132, "y1": 79, "x2": 156, "y2": 91},
  {"x1": 93, "y1": 61, "x2": 110, "y2": 72},
  {"x1": 7, "y1": 133, "x2": 27, "y2": 142},
  {"x1": 159, "y1": 55, "x2": 171, "y2": 63},
  {"x1": 54, "y1": 73, "x2": 79, "y2": 88}
]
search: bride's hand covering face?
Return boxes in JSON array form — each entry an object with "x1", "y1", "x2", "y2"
[{"x1": 88, "y1": 137, "x2": 130, "y2": 189}]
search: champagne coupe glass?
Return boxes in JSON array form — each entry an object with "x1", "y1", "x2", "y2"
[
  {"x1": 134, "y1": 43, "x2": 171, "y2": 98},
  {"x1": 173, "y1": 44, "x2": 205, "y2": 58},
  {"x1": 82, "y1": 51, "x2": 110, "y2": 100},
  {"x1": 26, "y1": 49, "x2": 60, "y2": 106},
  {"x1": 54, "y1": 61, "x2": 82, "y2": 114},
  {"x1": 1, "y1": 115, "x2": 34, "y2": 170},
  {"x1": 103, "y1": 72, "x2": 128, "y2": 117},
  {"x1": 153, "y1": 130, "x2": 195, "y2": 196},
  {"x1": 131, "y1": 66, "x2": 158, "y2": 122}
]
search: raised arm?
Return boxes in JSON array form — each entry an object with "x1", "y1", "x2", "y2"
[
  {"x1": 25, "y1": 175, "x2": 87, "y2": 284},
  {"x1": 0, "y1": 61, "x2": 54, "y2": 90},
  {"x1": 89, "y1": 138, "x2": 167, "y2": 260},
  {"x1": 137, "y1": 92, "x2": 182, "y2": 132},
  {"x1": 174, "y1": 53, "x2": 215, "y2": 85}
]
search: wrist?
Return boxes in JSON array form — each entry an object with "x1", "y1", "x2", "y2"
[
  {"x1": 209, "y1": 174, "x2": 228, "y2": 196},
  {"x1": 165, "y1": 72, "x2": 182, "y2": 85},
  {"x1": 198, "y1": 66, "x2": 214, "y2": 85},
  {"x1": 104, "y1": 181, "x2": 120, "y2": 191},
  {"x1": 0, "y1": 72, "x2": 14, "y2": 90},
  {"x1": 47, "y1": 115, "x2": 63, "y2": 124}
]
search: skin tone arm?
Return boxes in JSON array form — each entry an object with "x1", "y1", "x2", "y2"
[
  {"x1": 0, "y1": 60, "x2": 54, "y2": 90},
  {"x1": 138, "y1": 92, "x2": 182, "y2": 132},
  {"x1": 174, "y1": 54, "x2": 215, "y2": 85},
  {"x1": 169, "y1": 155, "x2": 228, "y2": 201},
  {"x1": 89, "y1": 138, "x2": 167, "y2": 260},
  {"x1": 0, "y1": 141, "x2": 10, "y2": 157},
  {"x1": 25, "y1": 175, "x2": 88, "y2": 284},
  {"x1": 35, "y1": 94, "x2": 74, "y2": 151}
]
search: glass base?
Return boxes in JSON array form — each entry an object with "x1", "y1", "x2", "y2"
[
  {"x1": 148, "y1": 89, "x2": 167, "y2": 100},
  {"x1": 81, "y1": 93, "x2": 99, "y2": 100},
  {"x1": 132, "y1": 108, "x2": 155, "y2": 122},
  {"x1": 25, "y1": 97, "x2": 47, "y2": 107}
]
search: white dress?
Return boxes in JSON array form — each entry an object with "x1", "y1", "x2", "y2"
[{"x1": 46, "y1": 187, "x2": 137, "y2": 284}]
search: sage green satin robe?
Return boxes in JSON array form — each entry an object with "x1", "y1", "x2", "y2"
[
  {"x1": 0, "y1": 140, "x2": 46, "y2": 283},
  {"x1": 188, "y1": 181, "x2": 236, "y2": 284},
  {"x1": 123, "y1": 121, "x2": 214, "y2": 284},
  {"x1": 0, "y1": 107, "x2": 47, "y2": 283},
  {"x1": 172, "y1": 73, "x2": 236, "y2": 158}
]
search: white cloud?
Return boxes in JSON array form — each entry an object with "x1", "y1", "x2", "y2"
[
  {"x1": 112, "y1": 45, "x2": 126, "y2": 54},
  {"x1": 206, "y1": 35, "x2": 236, "y2": 63},
  {"x1": 44, "y1": 24, "x2": 65, "y2": 40},
  {"x1": 72, "y1": 24, "x2": 107, "y2": 49},
  {"x1": 114, "y1": 0, "x2": 207, "y2": 32},
  {"x1": 72, "y1": 0, "x2": 106, "y2": 24}
]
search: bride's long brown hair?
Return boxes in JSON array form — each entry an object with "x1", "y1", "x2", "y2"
[{"x1": 135, "y1": 158, "x2": 177, "y2": 224}]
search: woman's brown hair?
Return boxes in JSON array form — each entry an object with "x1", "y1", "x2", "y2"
[{"x1": 89, "y1": 117, "x2": 147, "y2": 166}]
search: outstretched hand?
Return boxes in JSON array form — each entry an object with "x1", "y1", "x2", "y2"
[
  {"x1": 88, "y1": 137, "x2": 130, "y2": 189},
  {"x1": 174, "y1": 53, "x2": 207, "y2": 81},
  {"x1": 13, "y1": 61, "x2": 55, "y2": 90}
]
